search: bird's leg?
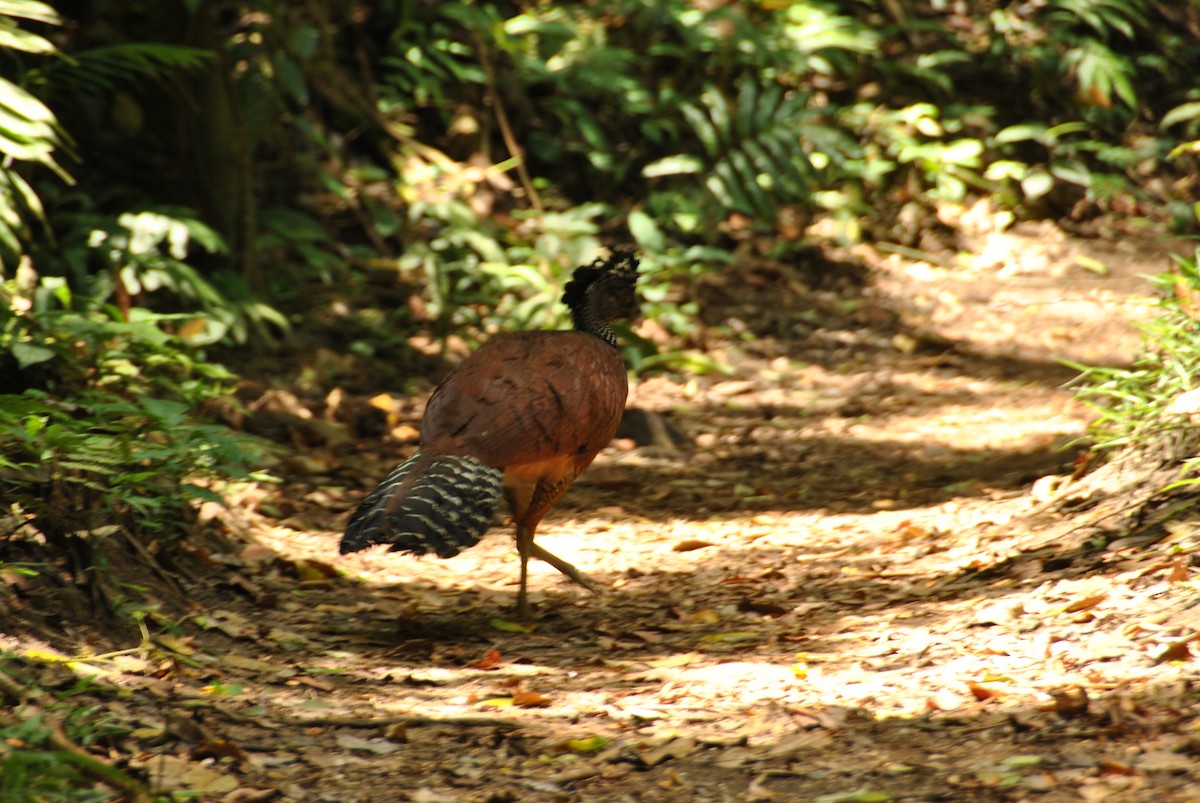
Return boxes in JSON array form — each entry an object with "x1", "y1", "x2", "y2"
[
  {"x1": 516, "y1": 524, "x2": 534, "y2": 619},
  {"x1": 528, "y1": 541, "x2": 598, "y2": 593}
]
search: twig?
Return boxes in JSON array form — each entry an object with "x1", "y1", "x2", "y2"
[
  {"x1": 119, "y1": 525, "x2": 186, "y2": 595},
  {"x1": 472, "y1": 33, "x2": 544, "y2": 217}
]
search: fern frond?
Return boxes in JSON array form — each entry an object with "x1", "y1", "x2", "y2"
[
  {"x1": 679, "y1": 78, "x2": 851, "y2": 219},
  {"x1": 38, "y1": 43, "x2": 213, "y2": 93}
]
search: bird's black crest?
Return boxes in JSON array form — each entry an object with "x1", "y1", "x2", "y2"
[{"x1": 562, "y1": 248, "x2": 639, "y2": 310}]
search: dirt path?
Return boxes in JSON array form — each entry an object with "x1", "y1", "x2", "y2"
[{"x1": 7, "y1": 226, "x2": 1200, "y2": 801}]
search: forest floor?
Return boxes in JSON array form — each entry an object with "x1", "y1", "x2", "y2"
[{"x1": 5, "y1": 214, "x2": 1200, "y2": 802}]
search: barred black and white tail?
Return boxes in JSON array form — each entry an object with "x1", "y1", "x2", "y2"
[{"x1": 340, "y1": 452, "x2": 504, "y2": 558}]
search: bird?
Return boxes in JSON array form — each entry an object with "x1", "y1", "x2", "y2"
[{"x1": 340, "y1": 249, "x2": 640, "y2": 617}]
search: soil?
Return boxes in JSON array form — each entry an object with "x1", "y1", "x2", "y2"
[{"x1": 3, "y1": 217, "x2": 1199, "y2": 802}]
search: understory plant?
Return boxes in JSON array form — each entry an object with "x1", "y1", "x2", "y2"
[{"x1": 1069, "y1": 245, "x2": 1200, "y2": 468}]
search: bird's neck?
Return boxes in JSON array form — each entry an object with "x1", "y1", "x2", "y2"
[{"x1": 570, "y1": 302, "x2": 618, "y2": 347}]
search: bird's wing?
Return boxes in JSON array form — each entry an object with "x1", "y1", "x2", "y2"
[{"x1": 421, "y1": 331, "x2": 628, "y2": 468}]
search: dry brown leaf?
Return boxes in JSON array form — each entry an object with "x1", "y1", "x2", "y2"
[
  {"x1": 291, "y1": 675, "x2": 335, "y2": 692},
  {"x1": 647, "y1": 653, "x2": 698, "y2": 669},
  {"x1": 641, "y1": 736, "x2": 699, "y2": 767},
  {"x1": 1063, "y1": 591, "x2": 1108, "y2": 613},
  {"x1": 470, "y1": 648, "x2": 503, "y2": 670},
  {"x1": 1098, "y1": 759, "x2": 1136, "y2": 776},
  {"x1": 1152, "y1": 638, "x2": 1193, "y2": 664},
  {"x1": 966, "y1": 680, "x2": 1000, "y2": 701},
  {"x1": 1043, "y1": 686, "x2": 1090, "y2": 717},
  {"x1": 673, "y1": 539, "x2": 715, "y2": 552},
  {"x1": 1167, "y1": 557, "x2": 1189, "y2": 583},
  {"x1": 1135, "y1": 750, "x2": 1196, "y2": 772},
  {"x1": 512, "y1": 690, "x2": 552, "y2": 708}
]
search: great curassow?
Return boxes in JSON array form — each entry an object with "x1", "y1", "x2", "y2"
[{"x1": 340, "y1": 250, "x2": 640, "y2": 616}]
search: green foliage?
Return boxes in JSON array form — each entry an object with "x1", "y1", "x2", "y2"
[
  {"x1": 32, "y1": 42, "x2": 213, "y2": 93},
  {"x1": 0, "y1": 2, "x2": 72, "y2": 265},
  {"x1": 645, "y1": 78, "x2": 855, "y2": 223},
  {"x1": 0, "y1": 662, "x2": 136, "y2": 803},
  {"x1": 0, "y1": 382, "x2": 271, "y2": 540},
  {"x1": 0, "y1": 215, "x2": 273, "y2": 544},
  {"x1": 1068, "y1": 246, "x2": 1200, "y2": 454},
  {"x1": 0, "y1": 715, "x2": 114, "y2": 802}
]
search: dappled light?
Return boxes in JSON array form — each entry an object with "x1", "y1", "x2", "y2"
[{"x1": 2, "y1": 1, "x2": 1199, "y2": 801}]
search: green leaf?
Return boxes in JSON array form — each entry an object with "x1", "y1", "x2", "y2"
[
  {"x1": 0, "y1": 1, "x2": 61, "y2": 25},
  {"x1": 138, "y1": 397, "x2": 189, "y2": 427},
  {"x1": 1020, "y1": 170, "x2": 1055, "y2": 200},
  {"x1": 628, "y1": 210, "x2": 664, "y2": 253},
  {"x1": 567, "y1": 736, "x2": 608, "y2": 753},
  {"x1": 489, "y1": 618, "x2": 536, "y2": 633},
  {"x1": 10, "y1": 342, "x2": 56, "y2": 368},
  {"x1": 0, "y1": 22, "x2": 56, "y2": 54},
  {"x1": 994, "y1": 124, "x2": 1048, "y2": 145},
  {"x1": 699, "y1": 631, "x2": 762, "y2": 644},
  {"x1": 939, "y1": 139, "x2": 983, "y2": 167},
  {"x1": 1161, "y1": 102, "x2": 1200, "y2": 130},
  {"x1": 642, "y1": 154, "x2": 703, "y2": 178},
  {"x1": 181, "y1": 484, "x2": 225, "y2": 504}
]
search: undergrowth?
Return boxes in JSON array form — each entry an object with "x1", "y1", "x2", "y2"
[
  {"x1": 0, "y1": 660, "x2": 140, "y2": 803},
  {"x1": 1069, "y1": 243, "x2": 1200, "y2": 488}
]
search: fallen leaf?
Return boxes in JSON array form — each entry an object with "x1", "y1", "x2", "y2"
[
  {"x1": 225, "y1": 654, "x2": 276, "y2": 672},
  {"x1": 1063, "y1": 591, "x2": 1107, "y2": 613},
  {"x1": 369, "y1": 393, "x2": 397, "y2": 412},
  {"x1": 567, "y1": 736, "x2": 608, "y2": 754},
  {"x1": 673, "y1": 539, "x2": 715, "y2": 552},
  {"x1": 974, "y1": 600, "x2": 1023, "y2": 626},
  {"x1": 1001, "y1": 755, "x2": 1043, "y2": 768},
  {"x1": 647, "y1": 653, "x2": 698, "y2": 669},
  {"x1": 198, "y1": 610, "x2": 256, "y2": 640},
  {"x1": 470, "y1": 648, "x2": 503, "y2": 669},
  {"x1": 1043, "y1": 686, "x2": 1090, "y2": 717},
  {"x1": 966, "y1": 680, "x2": 1001, "y2": 701},
  {"x1": 1135, "y1": 750, "x2": 1195, "y2": 772},
  {"x1": 490, "y1": 618, "x2": 536, "y2": 633},
  {"x1": 1153, "y1": 638, "x2": 1194, "y2": 664},
  {"x1": 154, "y1": 635, "x2": 197, "y2": 656},
  {"x1": 295, "y1": 559, "x2": 337, "y2": 583},
  {"x1": 1167, "y1": 557, "x2": 1189, "y2": 583},
  {"x1": 181, "y1": 765, "x2": 239, "y2": 796},
  {"x1": 193, "y1": 738, "x2": 248, "y2": 763},
  {"x1": 334, "y1": 733, "x2": 398, "y2": 754},
  {"x1": 512, "y1": 690, "x2": 551, "y2": 708},
  {"x1": 699, "y1": 631, "x2": 761, "y2": 644},
  {"x1": 641, "y1": 736, "x2": 698, "y2": 767}
]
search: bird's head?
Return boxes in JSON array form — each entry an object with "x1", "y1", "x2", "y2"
[{"x1": 562, "y1": 249, "x2": 640, "y2": 323}]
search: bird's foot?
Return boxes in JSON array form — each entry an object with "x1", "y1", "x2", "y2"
[{"x1": 528, "y1": 542, "x2": 598, "y2": 593}]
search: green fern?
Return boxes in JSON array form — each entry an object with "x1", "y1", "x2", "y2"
[
  {"x1": 34, "y1": 42, "x2": 213, "y2": 92},
  {"x1": 1047, "y1": 0, "x2": 1150, "y2": 41},
  {"x1": 658, "y1": 78, "x2": 856, "y2": 220}
]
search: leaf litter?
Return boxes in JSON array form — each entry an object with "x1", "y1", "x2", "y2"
[{"x1": 2, "y1": 225, "x2": 1199, "y2": 801}]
